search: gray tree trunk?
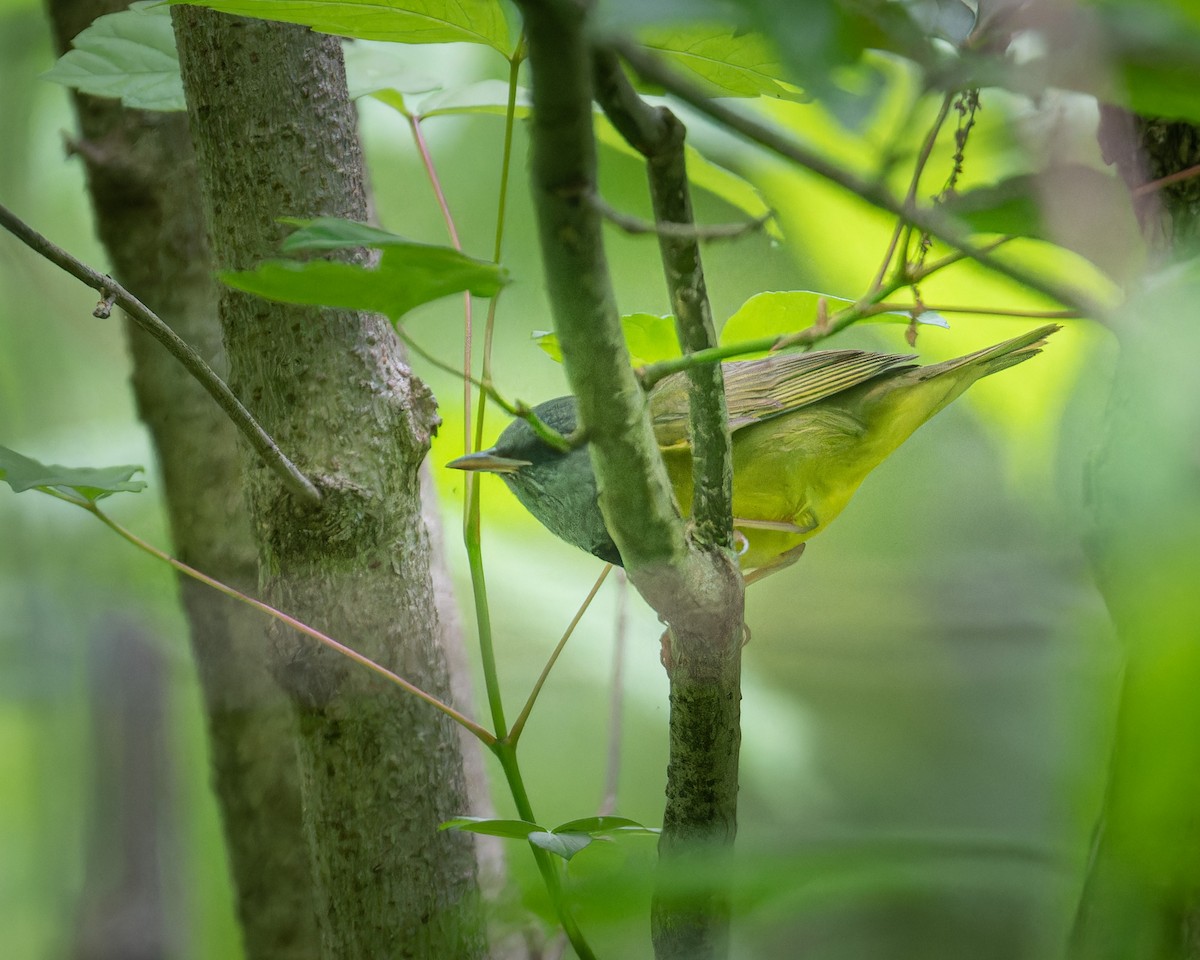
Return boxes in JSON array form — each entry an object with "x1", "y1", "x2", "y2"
[
  {"x1": 170, "y1": 7, "x2": 485, "y2": 957},
  {"x1": 45, "y1": 1, "x2": 320, "y2": 956}
]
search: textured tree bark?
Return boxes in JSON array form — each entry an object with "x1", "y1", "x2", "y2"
[
  {"x1": 45, "y1": 2, "x2": 320, "y2": 956},
  {"x1": 170, "y1": 8, "x2": 484, "y2": 958}
]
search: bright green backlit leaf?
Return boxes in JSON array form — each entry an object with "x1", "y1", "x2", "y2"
[
  {"x1": 439, "y1": 817, "x2": 542, "y2": 839},
  {"x1": 535, "y1": 313, "x2": 681, "y2": 367},
  {"x1": 720, "y1": 290, "x2": 948, "y2": 353},
  {"x1": 0, "y1": 446, "x2": 146, "y2": 502},
  {"x1": 172, "y1": 0, "x2": 513, "y2": 53},
  {"x1": 43, "y1": 2, "x2": 184, "y2": 111},
  {"x1": 222, "y1": 225, "x2": 508, "y2": 322},
  {"x1": 638, "y1": 24, "x2": 801, "y2": 100},
  {"x1": 529, "y1": 830, "x2": 593, "y2": 861}
]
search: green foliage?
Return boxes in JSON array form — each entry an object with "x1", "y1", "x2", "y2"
[
  {"x1": 535, "y1": 313, "x2": 680, "y2": 366},
  {"x1": 442, "y1": 815, "x2": 658, "y2": 861},
  {"x1": 720, "y1": 291, "x2": 947, "y2": 352},
  {"x1": 42, "y1": 1, "x2": 182, "y2": 111},
  {"x1": 0, "y1": 446, "x2": 145, "y2": 502},
  {"x1": 220, "y1": 217, "x2": 508, "y2": 322},
  {"x1": 637, "y1": 24, "x2": 802, "y2": 100},
  {"x1": 172, "y1": 0, "x2": 514, "y2": 53}
]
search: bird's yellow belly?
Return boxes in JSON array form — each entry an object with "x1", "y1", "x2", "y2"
[{"x1": 662, "y1": 408, "x2": 871, "y2": 573}]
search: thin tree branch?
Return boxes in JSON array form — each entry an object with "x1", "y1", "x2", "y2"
[
  {"x1": 508, "y1": 564, "x2": 612, "y2": 745},
  {"x1": 592, "y1": 193, "x2": 774, "y2": 240},
  {"x1": 592, "y1": 46, "x2": 733, "y2": 551},
  {"x1": 515, "y1": 0, "x2": 689, "y2": 577},
  {"x1": 0, "y1": 201, "x2": 321, "y2": 506},
  {"x1": 53, "y1": 495, "x2": 493, "y2": 743},
  {"x1": 611, "y1": 40, "x2": 1111, "y2": 321}
]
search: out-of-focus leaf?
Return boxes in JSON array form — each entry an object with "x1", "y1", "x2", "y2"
[
  {"x1": 941, "y1": 167, "x2": 1143, "y2": 281},
  {"x1": 439, "y1": 817, "x2": 542, "y2": 839},
  {"x1": 904, "y1": 0, "x2": 976, "y2": 45},
  {"x1": 535, "y1": 313, "x2": 682, "y2": 367},
  {"x1": 0, "y1": 446, "x2": 146, "y2": 502},
  {"x1": 416, "y1": 79, "x2": 532, "y2": 118},
  {"x1": 529, "y1": 830, "x2": 594, "y2": 860},
  {"x1": 342, "y1": 41, "x2": 440, "y2": 101},
  {"x1": 637, "y1": 25, "x2": 802, "y2": 100},
  {"x1": 43, "y1": 2, "x2": 184, "y2": 111},
  {"x1": 170, "y1": 0, "x2": 514, "y2": 53},
  {"x1": 276, "y1": 217, "x2": 420, "y2": 253},
  {"x1": 719, "y1": 290, "x2": 948, "y2": 353},
  {"x1": 221, "y1": 232, "x2": 508, "y2": 322}
]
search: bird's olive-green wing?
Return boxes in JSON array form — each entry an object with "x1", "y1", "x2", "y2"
[{"x1": 650, "y1": 349, "x2": 917, "y2": 449}]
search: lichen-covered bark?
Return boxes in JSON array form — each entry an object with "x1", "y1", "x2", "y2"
[
  {"x1": 45, "y1": 2, "x2": 319, "y2": 956},
  {"x1": 171, "y1": 8, "x2": 484, "y2": 957}
]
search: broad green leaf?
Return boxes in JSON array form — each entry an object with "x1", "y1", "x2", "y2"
[
  {"x1": 0, "y1": 446, "x2": 146, "y2": 502},
  {"x1": 342, "y1": 40, "x2": 440, "y2": 101},
  {"x1": 222, "y1": 235, "x2": 508, "y2": 322},
  {"x1": 535, "y1": 313, "x2": 682, "y2": 367},
  {"x1": 720, "y1": 290, "x2": 948, "y2": 353},
  {"x1": 638, "y1": 25, "x2": 801, "y2": 100},
  {"x1": 940, "y1": 167, "x2": 1142, "y2": 281},
  {"x1": 43, "y1": 2, "x2": 185, "y2": 111},
  {"x1": 416, "y1": 79, "x2": 531, "y2": 118},
  {"x1": 172, "y1": 0, "x2": 513, "y2": 54},
  {"x1": 552, "y1": 815, "x2": 659, "y2": 835},
  {"x1": 276, "y1": 217, "x2": 425, "y2": 252},
  {"x1": 439, "y1": 817, "x2": 542, "y2": 839},
  {"x1": 528, "y1": 830, "x2": 593, "y2": 861}
]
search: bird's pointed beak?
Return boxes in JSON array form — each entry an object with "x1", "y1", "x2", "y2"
[{"x1": 445, "y1": 450, "x2": 531, "y2": 475}]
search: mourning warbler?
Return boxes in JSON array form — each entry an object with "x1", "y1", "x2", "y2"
[{"x1": 448, "y1": 324, "x2": 1059, "y2": 577}]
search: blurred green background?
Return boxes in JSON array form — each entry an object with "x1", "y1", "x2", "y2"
[{"x1": 0, "y1": 2, "x2": 1147, "y2": 958}]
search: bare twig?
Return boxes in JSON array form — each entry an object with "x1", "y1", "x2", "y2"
[
  {"x1": 0, "y1": 201, "x2": 321, "y2": 506},
  {"x1": 592, "y1": 192, "x2": 774, "y2": 240},
  {"x1": 1133, "y1": 161, "x2": 1200, "y2": 197}
]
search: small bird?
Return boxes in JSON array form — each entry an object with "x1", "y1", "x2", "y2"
[{"x1": 448, "y1": 324, "x2": 1059, "y2": 580}]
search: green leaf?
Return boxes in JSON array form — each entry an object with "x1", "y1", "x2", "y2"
[
  {"x1": 637, "y1": 24, "x2": 801, "y2": 100},
  {"x1": 275, "y1": 217, "x2": 425, "y2": 253},
  {"x1": 171, "y1": 0, "x2": 514, "y2": 54},
  {"x1": 552, "y1": 815, "x2": 659, "y2": 835},
  {"x1": 535, "y1": 313, "x2": 682, "y2": 367},
  {"x1": 416, "y1": 80, "x2": 532, "y2": 118},
  {"x1": 940, "y1": 167, "x2": 1142, "y2": 280},
  {"x1": 720, "y1": 290, "x2": 948, "y2": 352},
  {"x1": 528, "y1": 830, "x2": 593, "y2": 861},
  {"x1": 0, "y1": 446, "x2": 146, "y2": 502},
  {"x1": 938, "y1": 180, "x2": 1043, "y2": 238},
  {"x1": 43, "y1": 1, "x2": 185, "y2": 111},
  {"x1": 223, "y1": 221, "x2": 508, "y2": 321},
  {"x1": 439, "y1": 817, "x2": 542, "y2": 839},
  {"x1": 342, "y1": 40, "x2": 440, "y2": 102}
]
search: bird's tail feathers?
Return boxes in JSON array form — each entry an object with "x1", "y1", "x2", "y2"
[{"x1": 919, "y1": 323, "x2": 1061, "y2": 381}]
